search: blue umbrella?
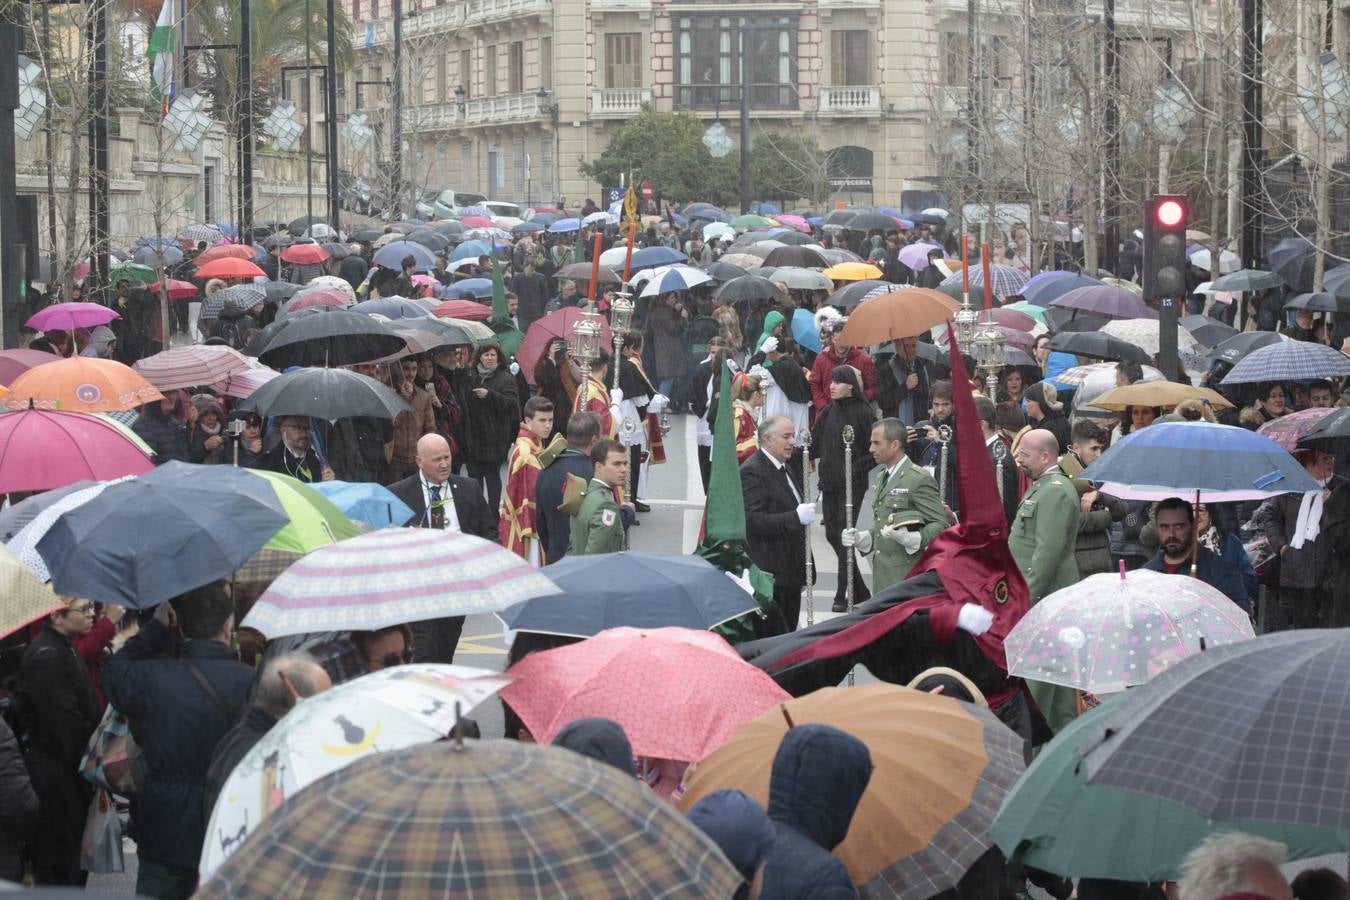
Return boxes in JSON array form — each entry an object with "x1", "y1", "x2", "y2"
[
  {"x1": 684, "y1": 203, "x2": 730, "y2": 223},
  {"x1": 1220, "y1": 340, "x2": 1350, "y2": 385},
  {"x1": 547, "y1": 218, "x2": 582, "y2": 234},
  {"x1": 512, "y1": 221, "x2": 546, "y2": 234},
  {"x1": 445, "y1": 277, "x2": 492, "y2": 299},
  {"x1": 135, "y1": 235, "x2": 180, "y2": 250},
  {"x1": 350, "y1": 298, "x2": 433, "y2": 320},
  {"x1": 791, "y1": 306, "x2": 822, "y2": 352},
  {"x1": 638, "y1": 266, "x2": 712, "y2": 297},
  {"x1": 1080, "y1": 420, "x2": 1320, "y2": 502},
  {"x1": 497, "y1": 552, "x2": 760, "y2": 638},
  {"x1": 749, "y1": 202, "x2": 780, "y2": 216},
  {"x1": 627, "y1": 246, "x2": 688, "y2": 272},
  {"x1": 309, "y1": 481, "x2": 414, "y2": 530},
  {"x1": 133, "y1": 244, "x2": 184, "y2": 267},
  {"x1": 450, "y1": 240, "x2": 494, "y2": 262},
  {"x1": 372, "y1": 240, "x2": 436, "y2": 272},
  {"x1": 34, "y1": 461, "x2": 290, "y2": 608},
  {"x1": 456, "y1": 205, "x2": 492, "y2": 219},
  {"x1": 1020, "y1": 272, "x2": 1102, "y2": 307}
]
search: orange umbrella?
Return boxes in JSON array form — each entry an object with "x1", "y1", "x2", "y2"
[
  {"x1": 196, "y1": 257, "x2": 266, "y2": 280},
  {"x1": 823, "y1": 262, "x2": 884, "y2": 282},
  {"x1": 678, "y1": 683, "x2": 1025, "y2": 896},
  {"x1": 836, "y1": 287, "x2": 959, "y2": 346},
  {"x1": 1091, "y1": 382, "x2": 1234, "y2": 412},
  {"x1": 4, "y1": 356, "x2": 163, "y2": 412},
  {"x1": 195, "y1": 244, "x2": 255, "y2": 266}
]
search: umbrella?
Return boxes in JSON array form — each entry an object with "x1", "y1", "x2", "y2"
[
  {"x1": 897, "y1": 242, "x2": 943, "y2": 271},
  {"x1": 791, "y1": 307, "x2": 823, "y2": 352},
  {"x1": 939, "y1": 265, "x2": 1029, "y2": 302},
  {"x1": 730, "y1": 214, "x2": 777, "y2": 229},
  {"x1": 309, "y1": 480, "x2": 415, "y2": 530},
  {"x1": 448, "y1": 239, "x2": 494, "y2": 263},
  {"x1": 26, "y1": 302, "x2": 120, "y2": 333},
  {"x1": 498, "y1": 552, "x2": 761, "y2": 638},
  {"x1": 1080, "y1": 420, "x2": 1320, "y2": 502},
  {"x1": 1283, "y1": 291, "x2": 1350, "y2": 314},
  {"x1": 279, "y1": 242, "x2": 330, "y2": 266},
  {"x1": 8, "y1": 478, "x2": 137, "y2": 581},
  {"x1": 210, "y1": 366, "x2": 279, "y2": 400},
  {"x1": 983, "y1": 306, "x2": 1041, "y2": 333},
  {"x1": 237, "y1": 367, "x2": 411, "y2": 421},
  {"x1": 195, "y1": 257, "x2": 265, "y2": 280},
  {"x1": 241, "y1": 527, "x2": 560, "y2": 638},
  {"x1": 761, "y1": 245, "x2": 830, "y2": 269},
  {"x1": 685, "y1": 202, "x2": 730, "y2": 222},
  {"x1": 1206, "y1": 331, "x2": 1289, "y2": 369},
  {"x1": 247, "y1": 470, "x2": 362, "y2": 553},
  {"x1": 1208, "y1": 268, "x2": 1285, "y2": 293},
  {"x1": 133, "y1": 244, "x2": 184, "y2": 267},
  {"x1": 768, "y1": 267, "x2": 834, "y2": 291},
  {"x1": 200, "y1": 284, "x2": 267, "y2": 320},
  {"x1": 372, "y1": 240, "x2": 437, "y2": 272},
  {"x1": 0, "y1": 478, "x2": 96, "y2": 541},
  {"x1": 518, "y1": 307, "x2": 614, "y2": 385},
  {"x1": 1220, "y1": 340, "x2": 1350, "y2": 385},
  {"x1": 133, "y1": 345, "x2": 250, "y2": 391},
  {"x1": 320, "y1": 242, "x2": 350, "y2": 259},
  {"x1": 0, "y1": 409, "x2": 151, "y2": 494},
  {"x1": 638, "y1": 266, "x2": 712, "y2": 297},
  {"x1": 1019, "y1": 272, "x2": 1101, "y2": 306},
  {"x1": 1006, "y1": 569, "x2": 1254, "y2": 694},
  {"x1": 262, "y1": 232, "x2": 296, "y2": 251},
  {"x1": 0, "y1": 348, "x2": 59, "y2": 386},
  {"x1": 35, "y1": 461, "x2": 290, "y2": 607},
  {"x1": 179, "y1": 223, "x2": 226, "y2": 243},
  {"x1": 196, "y1": 244, "x2": 256, "y2": 266},
  {"x1": 714, "y1": 275, "x2": 781, "y2": 304},
  {"x1": 147, "y1": 279, "x2": 198, "y2": 301},
  {"x1": 1257, "y1": 407, "x2": 1337, "y2": 452},
  {"x1": 735, "y1": 233, "x2": 785, "y2": 248},
  {"x1": 463, "y1": 227, "x2": 510, "y2": 244},
  {"x1": 556, "y1": 262, "x2": 620, "y2": 283},
  {"x1": 404, "y1": 229, "x2": 451, "y2": 252},
  {"x1": 716, "y1": 252, "x2": 764, "y2": 270},
  {"x1": 1267, "y1": 236, "x2": 1317, "y2": 292},
  {"x1": 4, "y1": 356, "x2": 162, "y2": 413},
  {"x1": 253, "y1": 309, "x2": 407, "y2": 369},
  {"x1": 1050, "y1": 285, "x2": 1158, "y2": 321},
  {"x1": 1298, "y1": 406, "x2": 1350, "y2": 455},
  {"x1": 1090, "y1": 381, "x2": 1234, "y2": 411},
  {"x1": 776, "y1": 218, "x2": 812, "y2": 237},
  {"x1": 1179, "y1": 314, "x2": 1238, "y2": 348},
  {"x1": 836, "y1": 288, "x2": 959, "y2": 346},
  {"x1": 350, "y1": 297, "x2": 433, "y2": 320},
  {"x1": 627, "y1": 245, "x2": 689, "y2": 272},
  {"x1": 287, "y1": 214, "x2": 328, "y2": 235},
  {"x1": 1189, "y1": 247, "x2": 1241, "y2": 274},
  {"x1": 0, "y1": 544, "x2": 63, "y2": 640},
  {"x1": 844, "y1": 210, "x2": 902, "y2": 231},
  {"x1": 546, "y1": 217, "x2": 583, "y2": 233},
  {"x1": 196, "y1": 738, "x2": 741, "y2": 900},
  {"x1": 990, "y1": 700, "x2": 1347, "y2": 882},
  {"x1": 678, "y1": 683, "x2": 1026, "y2": 899},
  {"x1": 199, "y1": 664, "x2": 511, "y2": 880},
  {"x1": 823, "y1": 262, "x2": 884, "y2": 282},
  {"x1": 434, "y1": 298, "x2": 492, "y2": 321},
  {"x1": 262, "y1": 280, "x2": 300, "y2": 304},
  {"x1": 829, "y1": 279, "x2": 891, "y2": 308},
  {"x1": 281, "y1": 288, "x2": 350, "y2": 315},
  {"x1": 500, "y1": 626, "x2": 789, "y2": 760},
  {"x1": 1099, "y1": 318, "x2": 1200, "y2": 359},
  {"x1": 439, "y1": 317, "x2": 494, "y2": 341}
]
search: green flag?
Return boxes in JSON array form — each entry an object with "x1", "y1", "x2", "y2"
[
  {"x1": 485, "y1": 255, "x2": 524, "y2": 356},
  {"x1": 573, "y1": 227, "x2": 587, "y2": 265}
]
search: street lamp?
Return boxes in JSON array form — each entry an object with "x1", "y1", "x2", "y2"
[{"x1": 571, "y1": 310, "x2": 604, "y2": 406}]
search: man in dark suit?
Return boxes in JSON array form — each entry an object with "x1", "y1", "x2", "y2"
[
  {"x1": 741, "y1": 415, "x2": 817, "y2": 631},
  {"x1": 975, "y1": 394, "x2": 1019, "y2": 525},
  {"x1": 535, "y1": 411, "x2": 601, "y2": 564},
  {"x1": 252, "y1": 416, "x2": 334, "y2": 483},
  {"x1": 387, "y1": 433, "x2": 497, "y2": 663}
]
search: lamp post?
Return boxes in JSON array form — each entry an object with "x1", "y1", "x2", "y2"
[{"x1": 571, "y1": 310, "x2": 604, "y2": 407}]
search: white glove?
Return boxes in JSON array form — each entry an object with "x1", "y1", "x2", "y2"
[
  {"x1": 724, "y1": 569, "x2": 754, "y2": 595},
  {"x1": 841, "y1": 527, "x2": 873, "y2": 555},
  {"x1": 610, "y1": 387, "x2": 624, "y2": 405},
  {"x1": 956, "y1": 603, "x2": 995, "y2": 636},
  {"x1": 647, "y1": 393, "x2": 670, "y2": 415},
  {"x1": 760, "y1": 336, "x2": 779, "y2": 355},
  {"x1": 796, "y1": 502, "x2": 817, "y2": 526},
  {"x1": 509, "y1": 361, "x2": 520, "y2": 376},
  {"x1": 881, "y1": 525, "x2": 922, "y2": 554}
]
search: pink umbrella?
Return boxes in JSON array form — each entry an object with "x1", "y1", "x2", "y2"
[
  {"x1": 500, "y1": 627, "x2": 791, "y2": 762},
  {"x1": 286, "y1": 289, "x2": 350, "y2": 313},
  {"x1": 517, "y1": 307, "x2": 613, "y2": 386},
  {"x1": 898, "y1": 241, "x2": 943, "y2": 272},
  {"x1": 0, "y1": 409, "x2": 153, "y2": 493},
  {"x1": 776, "y1": 214, "x2": 810, "y2": 233},
  {"x1": 939, "y1": 323, "x2": 1035, "y2": 353},
  {"x1": 1257, "y1": 406, "x2": 1335, "y2": 452},
  {"x1": 987, "y1": 307, "x2": 1040, "y2": 333},
  {"x1": 0, "y1": 348, "x2": 59, "y2": 386},
  {"x1": 211, "y1": 366, "x2": 279, "y2": 399},
  {"x1": 410, "y1": 273, "x2": 438, "y2": 297},
  {"x1": 434, "y1": 298, "x2": 492, "y2": 322},
  {"x1": 460, "y1": 215, "x2": 494, "y2": 228},
  {"x1": 26, "y1": 302, "x2": 121, "y2": 333},
  {"x1": 134, "y1": 345, "x2": 252, "y2": 392},
  {"x1": 148, "y1": 279, "x2": 199, "y2": 301}
]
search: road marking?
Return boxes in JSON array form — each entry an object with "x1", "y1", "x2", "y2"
[{"x1": 454, "y1": 633, "x2": 507, "y2": 655}]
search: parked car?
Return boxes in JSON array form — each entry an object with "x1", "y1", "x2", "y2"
[
  {"x1": 482, "y1": 200, "x2": 522, "y2": 219},
  {"x1": 432, "y1": 189, "x2": 487, "y2": 219}
]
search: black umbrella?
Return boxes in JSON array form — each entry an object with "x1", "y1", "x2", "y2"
[
  {"x1": 1267, "y1": 237, "x2": 1317, "y2": 293},
  {"x1": 1046, "y1": 307, "x2": 1109, "y2": 333},
  {"x1": 844, "y1": 211, "x2": 901, "y2": 232},
  {"x1": 237, "y1": 367, "x2": 413, "y2": 420},
  {"x1": 1048, "y1": 332, "x2": 1151, "y2": 364},
  {"x1": 1178, "y1": 314, "x2": 1238, "y2": 349},
  {"x1": 321, "y1": 241, "x2": 351, "y2": 260},
  {"x1": 1205, "y1": 331, "x2": 1288, "y2": 366},
  {"x1": 762, "y1": 245, "x2": 830, "y2": 269},
  {"x1": 263, "y1": 232, "x2": 295, "y2": 251},
  {"x1": 1284, "y1": 291, "x2": 1350, "y2": 315},
  {"x1": 823, "y1": 209, "x2": 857, "y2": 226},
  {"x1": 1298, "y1": 407, "x2": 1350, "y2": 454},
  {"x1": 254, "y1": 308, "x2": 408, "y2": 368},
  {"x1": 911, "y1": 212, "x2": 948, "y2": 227},
  {"x1": 434, "y1": 220, "x2": 468, "y2": 239},
  {"x1": 406, "y1": 229, "x2": 451, "y2": 252},
  {"x1": 351, "y1": 228, "x2": 385, "y2": 243},
  {"x1": 288, "y1": 215, "x2": 328, "y2": 236},
  {"x1": 830, "y1": 279, "x2": 893, "y2": 308},
  {"x1": 714, "y1": 275, "x2": 780, "y2": 304},
  {"x1": 262, "y1": 280, "x2": 301, "y2": 304},
  {"x1": 775, "y1": 232, "x2": 817, "y2": 246},
  {"x1": 703, "y1": 261, "x2": 750, "y2": 284}
]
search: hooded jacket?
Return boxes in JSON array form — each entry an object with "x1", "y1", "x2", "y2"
[
  {"x1": 761, "y1": 724, "x2": 872, "y2": 899},
  {"x1": 132, "y1": 396, "x2": 190, "y2": 465},
  {"x1": 551, "y1": 717, "x2": 635, "y2": 776},
  {"x1": 810, "y1": 365, "x2": 876, "y2": 493}
]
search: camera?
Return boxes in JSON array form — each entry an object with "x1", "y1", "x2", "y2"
[{"x1": 227, "y1": 419, "x2": 245, "y2": 438}]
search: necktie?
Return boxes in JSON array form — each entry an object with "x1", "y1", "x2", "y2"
[
  {"x1": 783, "y1": 465, "x2": 802, "y2": 503},
  {"x1": 429, "y1": 484, "x2": 445, "y2": 529}
]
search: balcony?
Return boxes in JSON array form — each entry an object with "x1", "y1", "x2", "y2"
[
  {"x1": 356, "y1": 0, "x2": 550, "y2": 46},
  {"x1": 590, "y1": 0, "x2": 652, "y2": 10},
  {"x1": 818, "y1": 85, "x2": 881, "y2": 116},
  {"x1": 403, "y1": 92, "x2": 550, "y2": 131},
  {"x1": 591, "y1": 87, "x2": 651, "y2": 117}
]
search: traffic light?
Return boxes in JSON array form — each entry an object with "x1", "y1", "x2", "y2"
[{"x1": 1142, "y1": 194, "x2": 1189, "y2": 306}]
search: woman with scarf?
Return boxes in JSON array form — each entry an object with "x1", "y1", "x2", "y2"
[
  {"x1": 188, "y1": 398, "x2": 230, "y2": 464},
  {"x1": 809, "y1": 366, "x2": 877, "y2": 612},
  {"x1": 1018, "y1": 381, "x2": 1070, "y2": 453},
  {"x1": 460, "y1": 343, "x2": 520, "y2": 517}
]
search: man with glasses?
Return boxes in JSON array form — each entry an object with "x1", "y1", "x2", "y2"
[{"x1": 742, "y1": 416, "x2": 817, "y2": 631}]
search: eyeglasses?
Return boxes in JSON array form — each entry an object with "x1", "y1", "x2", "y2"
[
  {"x1": 368, "y1": 649, "x2": 414, "y2": 670},
  {"x1": 65, "y1": 604, "x2": 96, "y2": 616}
]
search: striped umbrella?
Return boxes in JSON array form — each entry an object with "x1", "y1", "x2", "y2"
[
  {"x1": 134, "y1": 345, "x2": 251, "y2": 391},
  {"x1": 1220, "y1": 340, "x2": 1350, "y2": 385},
  {"x1": 241, "y1": 527, "x2": 562, "y2": 639},
  {"x1": 210, "y1": 366, "x2": 278, "y2": 400},
  {"x1": 939, "y1": 264, "x2": 1029, "y2": 302},
  {"x1": 200, "y1": 284, "x2": 266, "y2": 320}
]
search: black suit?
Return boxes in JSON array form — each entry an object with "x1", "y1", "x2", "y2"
[
  {"x1": 251, "y1": 442, "x2": 325, "y2": 483},
  {"x1": 535, "y1": 448, "x2": 596, "y2": 564},
  {"x1": 387, "y1": 473, "x2": 498, "y2": 663},
  {"x1": 741, "y1": 450, "x2": 809, "y2": 630}
]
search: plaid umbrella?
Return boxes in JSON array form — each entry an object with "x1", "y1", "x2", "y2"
[
  {"x1": 1257, "y1": 406, "x2": 1336, "y2": 452},
  {"x1": 679, "y1": 683, "x2": 1026, "y2": 899},
  {"x1": 1081, "y1": 630, "x2": 1350, "y2": 832},
  {"x1": 241, "y1": 527, "x2": 561, "y2": 638},
  {"x1": 939, "y1": 264, "x2": 1029, "y2": 302},
  {"x1": 179, "y1": 223, "x2": 225, "y2": 243},
  {"x1": 196, "y1": 739, "x2": 741, "y2": 899},
  {"x1": 134, "y1": 345, "x2": 250, "y2": 391},
  {"x1": 1220, "y1": 340, "x2": 1350, "y2": 384},
  {"x1": 200, "y1": 284, "x2": 267, "y2": 321}
]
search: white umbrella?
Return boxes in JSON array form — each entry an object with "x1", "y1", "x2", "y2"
[
  {"x1": 703, "y1": 222, "x2": 735, "y2": 241},
  {"x1": 583, "y1": 210, "x2": 617, "y2": 226},
  {"x1": 1190, "y1": 248, "x2": 1241, "y2": 275}
]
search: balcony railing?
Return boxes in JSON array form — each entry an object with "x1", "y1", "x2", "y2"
[
  {"x1": 591, "y1": 88, "x2": 651, "y2": 117},
  {"x1": 357, "y1": 0, "x2": 550, "y2": 46},
  {"x1": 403, "y1": 91, "x2": 550, "y2": 130},
  {"x1": 590, "y1": 0, "x2": 651, "y2": 10},
  {"x1": 818, "y1": 85, "x2": 881, "y2": 115}
]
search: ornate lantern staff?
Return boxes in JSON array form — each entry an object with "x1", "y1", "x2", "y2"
[
  {"x1": 609, "y1": 291, "x2": 638, "y2": 502},
  {"x1": 571, "y1": 311, "x2": 604, "y2": 408},
  {"x1": 972, "y1": 315, "x2": 1008, "y2": 499},
  {"x1": 799, "y1": 427, "x2": 814, "y2": 629}
]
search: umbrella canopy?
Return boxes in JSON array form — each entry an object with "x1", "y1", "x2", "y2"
[
  {"x1": 1006, "y1": 569, "x2": 1254, "y2": 693},
  {"x1": 9, "y1": 478, "x2": 136, "y2": 581},
  {"x1": 4, "y1": 356, "x2": 162, "y2": 412},
  {"x1": 200, "y1": 284, "x2": 267, "y2": 320},
  {"x1": 1284, "y1": 291, "x2": 1350, "y2": 315},
  {"x1": 638, "y1": 266, "x2": 712, "y2": 297},
  {"x1": 1050, "y1": 285, "x2": 1158, "y2": 321},
  {"x1": 0, "y1": 478, "x2": 95, "y2": 541},
  {"x1": 372, "y1": 240, "x2": 437, "y2": 272},
  {"x1": 556, "y1": 261, "x2": 620, "y2": 283},
  {"x1": 0, "y1": 544, "x2": 63, "y2": 640},
  {"x1": 200, "y1": 665, "x2": 511, "y2": 880},
  {"x1": 545, "y1": 217, "x2": 582, "y2": 233},
  {"x1": 517, "y1": 307, "x2": 614, "y2": 385},
  {"x1": 253, "y1": 309, "x2": 407, "y2": 369},
  {"x1": 242, "y1": 527, "x2": 560, "y2": 638},
  {"x1": 1220, "y1": 340, "x2": 1350, "y2": 384},
  {"x1": 404, "y1": 229, "x2": 451, "y2": 252},
  {"x1": 195, "y1": 257, "x2": 266, "y2": 280},
  {"x1": 791, "y1": 306, "x2": 823, "y2": 352},
  {"x1": 279, "y1": 242, "x2": 330, "y2": 265},
  {"x1": 1080, "y1": 420, "x2": 1320, "y2": 502},
  {"x1": 350, "y1": 297, "x2": 433, "y2": 320},
  {"x1": 991, "y1": 700, "x2": 1346, "y2": 882},
  {"x1": 843, "y1": 210, "x2": 902, "y2": 231},
  {"x1": 1208, "y1": 268, "x2": 1285, "y2": 293},
  {"x1": 823, "y1": 262, "x2": 884, "y2": 281},
  {"x1": 714, "y1": 275, "x2": 781, "y2": 304},
  {"x1": 133, "y1": 345, "x2": 250, "y2": 392},
  {"x1": 762, "y1": 245, "x2": 830, "y2": 269},
  {"x1": 983, "y1": 306, "x2": 1041, "y2": 333},
  {"x1": 730, "y1": 214, "x2": 778, "y2": 229},
  {"x1": 498, "y1": 552, "x2": 761, "y2": 638},
  {"x1": 500, "y1": 626, "x2": 789, "y2": 761},
  {"x1": 236, "y1": 367, "x2": 411, "y2": 421},
  {"x1": 828, "y1": 279, "x2": 891, "y2": 309},
  {"x1": 309, "y1": 480, "x2": 415, "y2": 530},
  {"x1": 1090, "y1": 381, "x2": 1233, "y2": 411},
  {"x1": 685, "y1": 202, "x2": 730, "y2": 222},
  {"x1": 262, "y1": 280, "x2": 300, "y2": 303},
  {"x1": 449, "y1": 240, "x2": 494, "y2": 263},
  {"x1": 1019, "y1": 272, "x2": 1099, "y2": 306},
  {"x1": 283, "y1": 288, "x2": 351, "y2": 316},
  {"x1": 1267, "y1": 237, "x2": 1317, "y2": 292},
  {"x1": 896, "y1": 242, "x2": 942, "y2": 271},
  {"x1": 939, "y1": 265, "x2": 1029, "y2": 302},
  {"x1": 148, "y1": 279, "x2": 198, "y2": 301},
  {"x1": 1100, "y1": 318, "x2": 1200, "y2": 359},
  {"x1": 1046, "y1": 331, "x2": 1150, "y2": 365},
  {"x1": 35, "y1": 461, "x2": 289, "y2": 607},
  {"x1": 1189, "y1": 247, "x2": 1241, "y2": 274},
  {"x1": 679, "y1": 683, "x2": 1026, "y2": 899},
  {"x1": 1298, "y1": 406, "x2": 1350, "y2": 454},
  {"x1": 0, "y1": 348, "x2": 59, "y2": 386},
  {"x1": 768, "y1": 267, "x2": 833, "y2": 291},
  {"x1": 106, "y1": 262, "x2": 158, "y2": 287},
  {"x1": 0, "y1": 407, "x2": 153, "y2": 499},
  {"x1": 247, "y1": 470, "x2": 361, "y2": 553},
  {"x1": 210, "y1": 366, "x2": 279, "y2": 399},
  {"x1": 1179, "y1": 314, "x2": 1238, "y2": 348},
  {"x1": 133, "y1": 244, "x2": 184, "y2": 267},
  {"x1": 625, "y1": 245, "x2": 689, "y2": 271},
  {"x1": 716, "y1": 252, "x2": 764, "y2": 270},
  {"x1": 196, "y1": 738, "x2": 741, "y2": 900},
  {"x1": 1205, "y1": 330, "x2": 1290, "y2": 367},
  {"x1": 26, "y1": 301, "x2": 121, "y2": 333},
  {"x1": 1257, "y1": 406, "x2": 1337, "y2": 452},
  {"x1": 196, "y1": 244, "x2": 255, "y2": 266},
  {"x1": 434, "y1": 298, "x2": 492, "y2": 321},
  {"x1": 836, "y1": 288, "x2": 959, "y2": 346}
]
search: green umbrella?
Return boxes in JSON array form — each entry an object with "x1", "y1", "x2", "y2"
[
  {"x1": 730, "y1": 214, "x2": 778, "y2": 230},
  {"x1": 249, "y1": 470, "x2": 361, "y2": 553},
  {"x1": 107, "y1": 262, "x2": 158, "y2": 287},
  {"x1": 991, "y1": 700, "x2": 1347, "y2": 882},
  {"x1": 1002, "y1": 301, "x2": 1049, "y2": 326},
  {"x1": 1208, "y1": 268, "x2": 1284, "y2": 293}
]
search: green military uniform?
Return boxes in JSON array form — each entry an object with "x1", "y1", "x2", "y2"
[
  {"x1": 1007, "y1": 465, "x2": 1081, "y2": 733},
  {"x1": 861, "y1": 458, "x2": 948, "y2": 593},
  {"x1": 568, "y1": 478, "x2": 626, "y2": 556}
]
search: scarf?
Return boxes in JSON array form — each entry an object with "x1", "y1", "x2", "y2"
[
  {"x1": 476, "y1": 361, "x2": 496, "y2": 377},
  {"x1": 1291, "y1": 478, "x2": 1331, "y2": 550}
]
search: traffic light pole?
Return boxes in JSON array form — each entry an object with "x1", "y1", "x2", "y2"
[
  {"x1": 1143, "y1": 195, "x2": 1188, "y2": 378},
  {"x1": 1239, "y1": 0, "x2": 1264, "y2": 326}
]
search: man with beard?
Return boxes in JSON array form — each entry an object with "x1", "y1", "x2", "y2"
[{"x1": 1146, "y1": 497, "x2": 1253, "y2": 613}]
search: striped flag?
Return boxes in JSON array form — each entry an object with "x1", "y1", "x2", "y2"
[{"x1": 146, "y1": 0, "x2": 176, "y2": 115}]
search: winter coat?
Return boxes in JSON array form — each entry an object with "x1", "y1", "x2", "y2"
[
  {"x1": 0, "y1": 717, "x2": 38, "y2": 881},
  {"x1": 873, "y1": 349, "x2": 931, "y2": 425},
  {"x1": 761, "y1": 724, "x2": 872, "y2": 900},
  {"x1": 208, "y1": 307, "x2": 255, "y2": 351},
  {"x1": 646, "y1": 301, "x2": 688, "y2": 379},
  {"x1": 1058, "y1": 452, "x2": 1128, "y2": 578},
  {"x1": 1321, "y1": 480, "x2": 1350, "y2": 627},
  {"x1": 133, "y1": 402, "x2": 190, "y2": 464},
  {"x1": 461, "y1": 364, "x2": 520, "y2": 464},
  {"x1": 203, "y1": 705, "x2": 278, "y2": 820},
  {"x1": 810, "y1": 386, "x2": 876, "y2": 494},
  {"x1": 188, "y1": 403, "x2": 230, "y2": 465},
  {"x1": 1252, "y1": 474, "x2": 1349, "y2": 589},
  {"x1": 809, "y1": 346, "x2": 878, "y2": 414},
  {"x1": 338, "y1": 254, "x2": 369, "y2": 289}
]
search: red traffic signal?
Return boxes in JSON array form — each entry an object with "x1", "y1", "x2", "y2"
[{"x1": 1156, "y1": 198, "x2": 1186, "y2": 228}]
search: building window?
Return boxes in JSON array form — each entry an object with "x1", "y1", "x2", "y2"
[
  {"x1": 605, "y1": 33, "x2": 642, "y2": 89},
  {"x1": 513, "y1": 138, "x2": 525, "y2": 196},
  {"x1": 351, "y1": 0, "x2": 360, "y2": 20},
  {"x1": 829, "y1": 30, "x2": 870, "y2": 86},
  {"x1": 940, "y1": 32, "x2": 967, "y2": 87},
  {"x1": 509, "y1": 41, "x2": 524, "y2": 94},
  {"x1": 461, "y1": 140, "x2": 475, "y2": 189},
  {"x1": 460, "y1": 48, "x2": 472, "y2": 99},
  {"x1": 540, "y1": 37, "x2": 553, "y2": 90},
  {"x1": 485, "y1": 44, "x2": 498, "y2": 96},
  {"x1": 436, "y1": 54, "x2": 447, "y2": 102},
  {"x1": 674, "y1": 16, "x2": 797, "y2": 110}
]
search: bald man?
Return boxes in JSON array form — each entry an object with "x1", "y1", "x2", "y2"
[
  {"x1": 388, "y1": 433, "x2": 498, "y2": 663},
  {"x1": 1009, "y1": 428, "x2": 1081, "y2": 733}
]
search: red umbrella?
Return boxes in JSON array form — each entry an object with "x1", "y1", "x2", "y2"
[
  {"x1": 287, "y1": 289, "x2": 350, "y2": 312},
  {"x1": 517, "y1": 307, "x2": 613, "y2": 385},
  {"x1": 460, "y1": 216, "x2": 494, "y2": 228},
  {"x1": 195, "y1": 244, "x2": 255, "y2": 266},
  {"x1": 196, "y1": 257, "x2": 266, "y2": 280},
  {"x1": 148, "y1": 279, "x2": 199, "y2": 301},
  {"x1": 0, "y1": 348, "x2": 59, "y2": 386},
  {"x1": 280, "y1": 243, "x2": 331, "y2": 265},
  {"x1": 434, "y1": 298, "x2": 492, "y2": 322},
  {"x1": 0, "y1": 408, "x2": 153, "y2": 493}
]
